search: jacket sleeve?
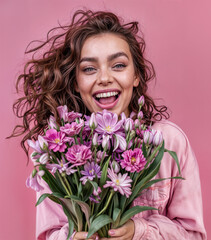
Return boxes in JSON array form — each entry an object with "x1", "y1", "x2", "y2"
[
  {"x1": 132, "y1": 122, "x2": 207, "y2": 240},
  {"x1": 36, "y1": 180, "x2": 75, "y2": 240}
]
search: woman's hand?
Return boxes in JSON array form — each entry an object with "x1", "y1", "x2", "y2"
[
  {"x1": 73, "y1": 231, "x2": 99, "y2": 240},
  {"x1": 100, "y1": 220, "x2": 135, "y2": 240}
]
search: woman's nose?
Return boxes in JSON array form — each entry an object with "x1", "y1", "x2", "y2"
[{"x1": 97, "y1": 68, "x2": 113, "y2": 85}]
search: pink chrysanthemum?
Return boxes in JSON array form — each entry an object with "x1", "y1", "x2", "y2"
[
  {"x1": 60, "y1": 120, "x2": 84, "y2": 136},
  {"x1": 121, "y1": 148, "x2": 146, "y2": 173},
  {"x1": 103, "y1": 168, "x2": 132, "y2": 198},
  {"x1": 65, "y1": 145, "x2": 92, "y2": 167},
  {"x1": 45, "y1": 129, "x2": 69, "y2": 152}
]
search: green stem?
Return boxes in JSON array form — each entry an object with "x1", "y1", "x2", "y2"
[
  {"x1": 74, "y1": 136, "x2": 79, "y2": 144},
  {"x1": 79, "y1": 126, "x2": 84, "y2": 144},
  {"x1": 63, "y1": 175, "x2": 72, "y2": 195},
  {"x1": 96, "y1": 191, "x2": 114, "y2": 217},
  {"x1": 100, "y1": 148, "x2": 108, "y2": 168},
  {"x1": 57, "y1": 173, "x2": 72, "y2": 196}
]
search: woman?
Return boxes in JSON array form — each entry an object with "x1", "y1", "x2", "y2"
[{"x1": 10, "y1": 10, "x2": 206, "y2": 240}]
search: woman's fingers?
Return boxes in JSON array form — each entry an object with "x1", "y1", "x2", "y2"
[
  {"x1": 100, "y1": 220, "x2": 135, "y2": 240},
  {"x1": 74, "y1": 231, "x2": 99, "y2": 240}
]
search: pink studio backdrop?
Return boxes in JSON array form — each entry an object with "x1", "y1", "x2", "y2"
[{"x1": 1, "y1": 0, "x2": 210, "y2": 239}]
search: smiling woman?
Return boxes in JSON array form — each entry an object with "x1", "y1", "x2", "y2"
[
  {"x1": 9, "y1": 9, "x2": 206, "y2": 240},
  {"x1": 75, "y1": 33, "x2": 139, "y2": 116}
]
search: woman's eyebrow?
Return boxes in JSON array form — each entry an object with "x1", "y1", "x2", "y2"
[
  {"x1": 108, "y1": 52, "x2": 129, "y2": 61},
  {"x1": 79, "y1": 57, "x2": 97, "y2": 63},
  {"x1": 79, "y1": 52, "x2": 129, "y2": 64}
]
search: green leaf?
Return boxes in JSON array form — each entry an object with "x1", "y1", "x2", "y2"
[
  {"x1": 119, "y1": 206, "x2": 156, "y2": 226},
  {"x1": 87, "y1": 215, "x2": 113, "y2": 239},
  {"x1": 142, "y1": 141, "x2": 147, "y2": 158},
  {"x1": 61, "y1": 198, "x2": 75, "y2": 215},
  {"x1": 87, "y1": 180, "x2": 98, "y2": 191},
  {"x1": 145, "y1": 142, "x2": 164, "y2": 174},
  {"x1": 36, "y1": 194, "x2": 75, "y2": 238},
  {"x1": 78, "y1": 182, "x2": 82, "y2": 197},
  {"x1": 36, "y1": 192, "x2": 63, "y2": 206},
  {"x1": 119, "y1": 195, "x2": 127, "y2": 211},
  {"x1": 99, "y1": 157, "x2": 110, "y2": 187},
  {"x1": 113, "y1": 208, "x2": 121, "y2": 222},
  {"x1": 165, "y1": 149, "x2": 181, "y2": 175},
  {"x1": 63, "y1": 209, "x2": 74, "y2": 240},
  {"x1": 83, "y1": 181, "x2": 94, "y2": 202},
  {"x1": 54, "y1": 172, "x2": 67, "y2": 193},
  {"x1": 69, "y1": 195, "x2": 91, "y2": 228},
  {"x1": 127, "y1": 165, "x2": 160, "y2": 207},
  {"x1": 113, "y1": 193, "x2": 119, "y2": 209},
  {"x1": 72, "y1": 201, "x2": 83, "y2": 231},
  {"x1": 36, "y1": 193, "x2": 51, "y2": 206},
  {"x1": 39, "y1": 165, "x2": 64, "y2": 194},
  {"x1": 112, "y1": 208, "x2": 121, "y2": 228}
]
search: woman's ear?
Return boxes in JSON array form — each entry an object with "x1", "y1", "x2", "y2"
[{"x1": 133, "y1": 75, "x2": 140, "y2": 87}]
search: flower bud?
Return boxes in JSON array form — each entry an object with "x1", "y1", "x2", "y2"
[
  {"x1": 129, "y1": 130, "x2": 136, "y2": 139},
  {"x1": 138, "y1": 111, "x2": 143, "y2": 120},
  {"x1": 48, "y1": 115, "x2": 58, "y2": 129},
  {"x1": 38, "y1": 135, "x2": 48, "y2": 150},
  {"x1": 93, "y1": 187, "x2": 102, "y2": 196},
  {"x1": 138, "y1": 95, "x2": 145, "y2": 107},
  {"x1": 134, "y1": 119, "x2": 140, "y2": 129},
  {"x1": 32, "y1": 169, "x2": 37, "y2": 177},
  {"x1": 96, "y1": 151, "x2": 108, "y2": 163},
  {"x1": 57, "y1": 105, "x2": 68, "y2": 122},
  {"x1": 153, "y1": 130, "x2": 163, "y2": 146},
  {"x1": 39, "y1": 153, "x2": 49, "y2": 164},
  {"x1": 89, "y1": 113, "x2": 98, "y2": 129},
  {"x1": 30, "y1": 151, "x2": 38, "y2": 162},
  {"x1": 130, "y1": 111, "x2": 136, "y2": 119},
  {"x1": 112, "y1": 160, "x2": 120, "y2": 173},
  {"x1": 120, "y1": 112, "x2": 126, "y2": 122},
  {"x1": 102, "y1": 135, "x2": 110, "y2": 149},
  {"x1": 143, "y1": 130, "x2": 153, "y2": 145},
  {"x1": 37, "y1": 170, "x2": 45, "y2": 177},
  {"x1": 92, "y1": 133, "x2": 98, "y2": 146},
  {"x1": 125, "y1": 118, "x2": 133, "y2": 132}
]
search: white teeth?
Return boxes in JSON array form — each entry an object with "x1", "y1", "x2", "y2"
[{"x1": 95, "y1": 91, "x2": 119, "y2": 98}]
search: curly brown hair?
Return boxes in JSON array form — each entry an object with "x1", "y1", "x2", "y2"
[{"x1": 9, "y1": 9, "x2": 169, "y2": 155}]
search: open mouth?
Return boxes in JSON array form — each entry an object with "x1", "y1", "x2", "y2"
[{"x1": 93, "y1": 90, "x2": 121, "y2": 109}]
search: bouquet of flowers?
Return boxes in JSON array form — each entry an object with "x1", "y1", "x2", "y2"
[{"x1": 26, "y1": 96, "x2": 182, "y2": 239}]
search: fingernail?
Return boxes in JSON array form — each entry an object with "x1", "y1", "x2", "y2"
[
  {"x1": 95, "y1": 236, "x2": 99, "y2": 240},
  {"x1": 109, "y1": 230, "x2": 115, "y2": 236},
  {"x1": 84, "y1": 233, "x2": 88, "y2": 238}
]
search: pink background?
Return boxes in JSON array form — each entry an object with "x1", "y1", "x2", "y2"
[{"x1": 1, "y1": 0, "x2": 210, "y2": 239}]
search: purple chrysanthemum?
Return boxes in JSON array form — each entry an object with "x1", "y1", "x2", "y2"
[
  {"x1": 80, "y1": 162, "x2": 101, "y2": 184},
  {"x1": 44, "y1": 129, "x2": 69, "y2": 152},
  {"x1": 46, "y1": 159, "x2": 77, "y2": 175},
  {"x1": 65, "y1": 145, "x2": 92, "y2": 167},
  {"x1": 121, "y1": 148, "x2": 146, "y2": 173},
  {"x1": 103, "y1": 168, "x2": 132, "y2": 198}
]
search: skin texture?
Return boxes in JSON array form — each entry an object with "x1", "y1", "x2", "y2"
[{"x1": 76, "y1": 33, "x2": 139, "y2": 117}]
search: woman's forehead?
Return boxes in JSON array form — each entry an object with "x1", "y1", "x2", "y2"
[{"x1": 80, "y1": 33, "x2": 132, "y2": 60}]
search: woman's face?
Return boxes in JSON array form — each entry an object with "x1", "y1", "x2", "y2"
[{"x1": 76, "y1": 33, "x2": 139, "y2": 116}]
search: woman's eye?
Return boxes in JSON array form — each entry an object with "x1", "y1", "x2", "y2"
[
  {"x1": 82, "y1": 67, "x2": 96, "y2": 73},
  {"x1": 113, "y1": 63, "x2": 126, "y2": 70}
]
